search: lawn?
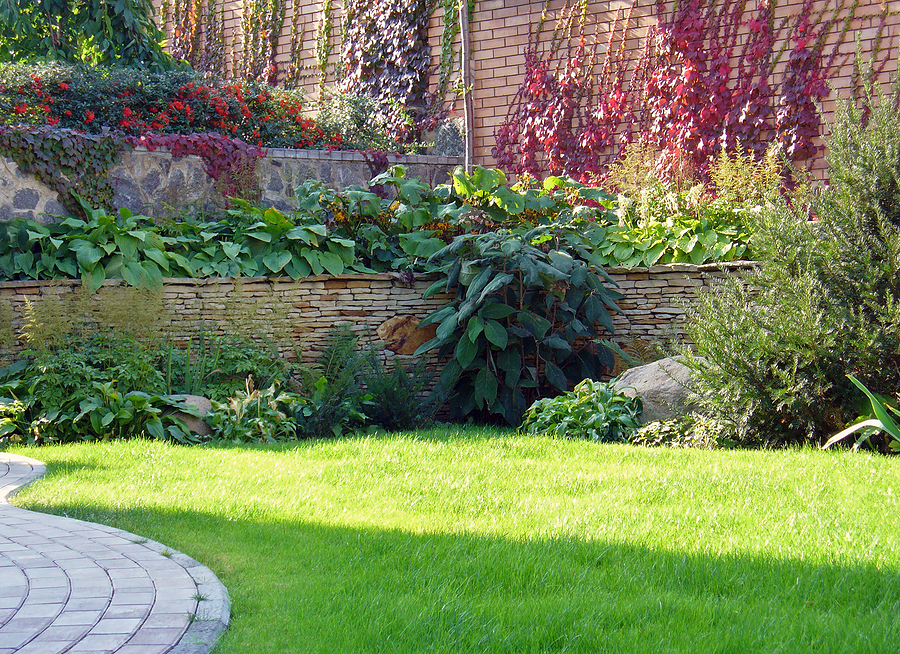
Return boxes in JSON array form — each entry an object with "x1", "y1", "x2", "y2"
[{"x1": 8, "y1": 427, "x2": 900, "y2": 653}]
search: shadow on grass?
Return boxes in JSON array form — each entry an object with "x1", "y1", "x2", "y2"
[{"x1": 24, "y1": 501, "x2": 900, "y2": 654}]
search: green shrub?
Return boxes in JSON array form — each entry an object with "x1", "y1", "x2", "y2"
[
  {"x1": 0, "y1": 63, "x2": 341, "y2": 149},
  {"x1": 163, "y1": 332, "x2": 291, "y2": 403},
  {"x1": 520, "y1": 379, "x2": 642, "y2": 442},
  {"x1": 681, "y1": 77, "x2": 900, "y2": 446},
  {"x1": 629, "y1": 415, "x2": 729, "y2": 449},
  {"x1": 359, "y1": 353, "x2": 436, "y2": 432},
  {"x1": 293, "y1": 327, "x2": 368, "y2": 439},
  {"x1": 0, "y1": 333, "x2": 202, "y2": 446}
]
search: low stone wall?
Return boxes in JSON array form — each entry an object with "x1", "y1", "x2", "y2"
[
  {"x1": 0, "y1": 262, "x2": 749, "y2": 368},
  {"x1": 0, "y1": 147, "x2": 463, "y2": 223}
]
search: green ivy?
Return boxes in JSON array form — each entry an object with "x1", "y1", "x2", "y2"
[{"x1": 0, "y1": 125, "x2": 121, "y2": 216}]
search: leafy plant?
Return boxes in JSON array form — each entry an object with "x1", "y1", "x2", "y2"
[
  {"x1": 0, "y1": 205, "x2": 171, "y2": 291},
  {"x1": 207, "y1": 379, "x2": 302, "y2": 443},
  {"x1": 71, "y1": 382, "x2": 199, "y2": 444},
  {"x1": 680, "y1": 76, "x2": 900, "y2": 446},
  {"x1": 359, "y1": 352, "x2": 435, "y2": 431},
  {"x1": 165, "y1": 332, "x2": 292, "y2": 402},
  {"x1": 521, "y1": 378, "x2": 642, "y2": 442},
  {"x1": 415, "y1": 175, "x2": 624, "y2": 424},
  {"x1": 294, "y1": 327, "x2": 367, "y2": 438},
  {"x1": 822, "y1": 375, "x2": 900, "y2": 453}
]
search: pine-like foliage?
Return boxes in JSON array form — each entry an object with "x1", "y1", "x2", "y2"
[{"x1": 681, "y1": 78, "x2": 900, "y2": 446}]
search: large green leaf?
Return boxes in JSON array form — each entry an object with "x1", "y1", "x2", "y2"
[
  {"x1": 479, "y1": 302, "x2": 516, "y2": 320},
  {"x1": 454, "y1": 334, "x2": 479, "y2": 369},
  {"x1": 467, "y1": 316, "x2": 485, "y2": 342},
  {"x1": 317, "y1": 251, "x2": 346, "y2": 276},
  {"x1": 544, "y1": 360, "x2": 568, "y2": 392},
  {"x1": 484, "y1": 320, "x2": 508, "y2": 349},
  {"x1": 263, "y1": 250, "x2": 292, "y2": 273},
  {"x1": 477, "y1": 273, "x2": 515, "y2": 305},
  {"x1": 473, "y1": 367, "x2": 499, "y2": 408}
]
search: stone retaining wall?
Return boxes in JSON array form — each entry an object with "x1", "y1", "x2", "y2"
[
  {"x1": 0, "y1": 147, "x2": 463, "y2": 224},
  {"x1": 0, "y1": 262, "x2": 750, "y2": 370}
]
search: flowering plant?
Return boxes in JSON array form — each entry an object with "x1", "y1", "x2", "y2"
[{"x1": 0, "y1": 63, "x2": 343, "y2": 150}]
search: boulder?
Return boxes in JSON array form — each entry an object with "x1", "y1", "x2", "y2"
[
  {"x1": 612, "y1": 357, "x2": 693, "y2": 423},
  {"x1": 171, "y1": 394, "x2": 212, "y2": 437},
  {"x1": 377, "y1": 315, "x2": 437, "y2": 356}
]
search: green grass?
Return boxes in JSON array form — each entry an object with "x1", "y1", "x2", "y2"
[{"x1": 8, "y1": 427, "x2": 900, "y2": 653}]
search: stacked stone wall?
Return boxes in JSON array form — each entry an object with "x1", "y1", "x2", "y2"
[{"x1": 0, "y1": 262, "x2": 751, "y2": 370}]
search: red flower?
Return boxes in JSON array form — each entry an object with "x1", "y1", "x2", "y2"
[
  {"x1": 119, "y1": 119, "x2": 130, "y2": 128},
  {"x1": 172, "y1": 101, "x2": 184, "y2": 111},
  {"x1": 13, "y1": 104, "x2": 27, "y2": 114},
  {"x1": 84, "y1": 110, "x2": 95, "y2": 123},
  {"x1": 123, "y1": 107, "x2": 133, "y2": 117},
  {"x1": 47, "y1": 117, "x2": 59, "y2": 126},
  {"x1": 64, "y1": 110, "x2": 72, "y2": 117},
  {"x1": 59, "y1": 83, "x2": 69, "y2": 91}
]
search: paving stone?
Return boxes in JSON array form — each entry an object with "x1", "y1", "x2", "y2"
[{"x1": 0, "y1": 453, "x2": 229, "y2": 654}]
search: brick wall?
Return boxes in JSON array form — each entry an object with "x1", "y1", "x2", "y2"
[
  {"x1": 153, "y1": 0, "x2": 898, "y2": 175},
  {"x1": 0, "y1": 262, "x2": 749, "y2": 367}
]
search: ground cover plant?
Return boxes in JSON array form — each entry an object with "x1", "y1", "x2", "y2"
[{"x1": 7, "y1": 433, "x2": 900, "y2": 652}]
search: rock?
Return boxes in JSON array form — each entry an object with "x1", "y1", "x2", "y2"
[
  {"x1": 612, "y1": 357, "x2": 693, "y2": 423},
  {"x1": 426, "y1": 117, "x2": 465, "y2": 157},
  {"x1": 170, "y1": 394, "x2": 212, "y2": 437},
  {"x1": 377, "y1": 315, "x2": 437, "y2": 356}
]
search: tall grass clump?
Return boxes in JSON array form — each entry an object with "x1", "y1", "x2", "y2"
[{"x1": 682, "y1": 76, "x2": 900, "y2": 447}]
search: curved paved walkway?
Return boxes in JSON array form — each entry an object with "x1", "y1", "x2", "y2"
[{"x1": 0, "y1": 453, "x2": 229, "y2": 654}]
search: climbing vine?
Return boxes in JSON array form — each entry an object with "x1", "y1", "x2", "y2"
[
  {"x1": 340, "y1": 0, "x2": 432, "y2": 140},
  {"x1": 435, "y1": 0, "x2": 462, "y2": 109},
  {"x1": 495, "y1": 0, "x2": 885, "y2": 183},
  {"x1": 0, "y1": 125, "x2": 121, "y2": 216},
  {"x1": 315, "y1": 0, "x2": 335, "y2": 91},
  {"x1": 160, "y1": 0, "x2": 227, "y2": 76},
  {"x1": 129, "y1": 133, "x2": 266, "y2": 203},
  {"x1": 239, "y1": 0, "x2": 288, "y2": 84}
]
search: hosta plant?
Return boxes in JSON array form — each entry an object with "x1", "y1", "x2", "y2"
[
  {"x1": 207, "y1": 379, "x2": 303, "y2": 444},
  {"x1": 521, "y1": 378, "x2": 642, "y2": 442}
]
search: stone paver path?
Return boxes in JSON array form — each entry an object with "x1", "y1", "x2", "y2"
[{"x1": 0, "y1": 453, "x2": 229, "y2": 654}]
